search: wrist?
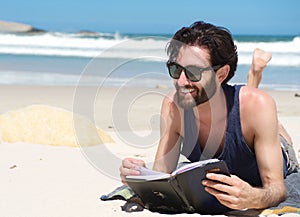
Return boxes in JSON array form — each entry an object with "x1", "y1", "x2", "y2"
[{"x1": 250, "y1": 185, "x2": 287, "y2": 209}]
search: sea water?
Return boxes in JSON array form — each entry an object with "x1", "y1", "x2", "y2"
[{"x1": 0, "y1": 32, "x2": 299, "y2": 90}]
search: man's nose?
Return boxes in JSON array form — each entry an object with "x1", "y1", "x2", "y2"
[{"x1": 177, "y1": 70, "x2": 190, "y2": 86}]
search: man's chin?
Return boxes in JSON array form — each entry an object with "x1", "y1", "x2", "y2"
[{"x1": 177, "y1": 98, "x2": 197, "y2": 109}]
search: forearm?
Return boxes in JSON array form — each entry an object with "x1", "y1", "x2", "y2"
[
  {"x1": 153, "y1": 144, "x2": 180, "y2": 173},
  {"x1": 251, "y1": 184, "x2": 286, "y2": 209}
]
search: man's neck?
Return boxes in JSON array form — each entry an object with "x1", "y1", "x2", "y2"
[
  {"x1": 195, "y1": 86, "x2": 227, "y2": 124},
  {"x1": 194, "y1": 86, "x2": 228, "y2": 159}
]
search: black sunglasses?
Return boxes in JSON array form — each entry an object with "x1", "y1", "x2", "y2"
[{"x1": 166, "y1": 61, "x2": 221, "y2": 82}]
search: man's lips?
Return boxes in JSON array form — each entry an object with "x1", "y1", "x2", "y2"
[{"x1": 178, "y1": 87, "x2": 196, "y2": 94}]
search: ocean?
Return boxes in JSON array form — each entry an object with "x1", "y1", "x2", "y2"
[{"x1": 0, "y1": 32, "x2": 299, "y2": 90}]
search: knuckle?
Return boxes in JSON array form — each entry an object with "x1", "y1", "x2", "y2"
[
  {"x1": 214, "y1": 183, "x2": 223, "y2": 191},
  {"x1": 232, "y1": 197, "x2": 240, "y2": 204},
  {"x1": 233, "y1": 188, "x2": 242, "y2": 197}
]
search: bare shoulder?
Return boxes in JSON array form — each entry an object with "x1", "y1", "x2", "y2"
[
  {"x1": 239, "y1": 86, "x2": 277, "y2": 112},
  {"x1": 239, "y1": 86, "x2": 279, "y2": 147},
  {"x1": 161, "y1": 90, "x2": 180, "y2": 117},
  {"x1": 161, "y1": 90, "x2": 182, "y2": 134}
]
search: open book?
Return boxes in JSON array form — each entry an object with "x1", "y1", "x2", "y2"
[{"x1": 126, "y1": 159, "x2": 231, "y2": 214}]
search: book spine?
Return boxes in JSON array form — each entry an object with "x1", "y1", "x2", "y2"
[{"x1": 170, "y1": 177, "x2": 195, "y2": 213}]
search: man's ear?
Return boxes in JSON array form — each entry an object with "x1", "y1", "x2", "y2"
[{"x1": 216, "y1": 65, "x2": 230, "y2": 83}]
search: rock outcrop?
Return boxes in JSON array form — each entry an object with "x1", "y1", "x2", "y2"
[{"x1": 0, "y1": 20, "x2": 45, "y2": 33}]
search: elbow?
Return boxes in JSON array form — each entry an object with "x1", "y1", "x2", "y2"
[
  {"x1": 265, "y1": 182, "x2": 287, "y2": 208},
  {"x1": 280, "y1": 185, "x2": 287, "y2": 203},
  {"x1": 275, "y1": 184, "x2": 287, "y2": 206}
]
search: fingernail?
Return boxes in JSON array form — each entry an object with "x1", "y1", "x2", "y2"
[
  {"x1": 206, "y1": 173, "x2": 212, "y2": 178},
  {"x1": 133, "y1": 170, "x2": 140, "y2": 175}
]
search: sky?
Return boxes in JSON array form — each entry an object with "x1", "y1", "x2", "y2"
[{"x1": 1, "y1": 0, "x2": 300, "y2": 35}]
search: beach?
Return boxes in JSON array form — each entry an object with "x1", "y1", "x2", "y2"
[
  {"x1": 1, "y1": 3, "x2": 299, "y2": 215},
  {"x1": 0, "y1": 84, "x2": 299, "y2": 217}
]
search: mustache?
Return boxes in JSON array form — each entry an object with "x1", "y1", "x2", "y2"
[{"x1": 175, "y1": 83, "x2": 197, "y2": 90}]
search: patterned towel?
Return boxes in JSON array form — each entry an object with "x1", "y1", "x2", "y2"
[
  {"x1": 100, "y1": 185, "x2": 135, "y2": 201},
  {"x1": 261, "y1": 206, "x2": 300, "y2": 215},
  {"x1": 261, "y1": 171, "x2": 300, "y2": 216},
  {"x1": 100, "y1": 185, "x2": 144, "y2": 212}
]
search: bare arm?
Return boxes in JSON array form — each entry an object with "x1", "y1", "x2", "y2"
[
  {"x1": 153, "y1": 93, "x2": 182, "y2": 173},
  {"x1": 245, "y1": 88, "x2": 286, "y2": 208},
  {"x1": 119, "y1": 93, "x2": 182, "y2": 183}
]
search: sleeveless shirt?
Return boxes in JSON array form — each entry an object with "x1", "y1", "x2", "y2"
[{"x1": 181, "y1": 84, "x2": 287, "y2": 187}]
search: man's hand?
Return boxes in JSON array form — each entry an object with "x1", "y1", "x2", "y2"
[
  {"x1": 202, "y1": 173, "x2": 255, "y2": 210},
  {"x1": 119, "y1": 158, "x2": 145, "y2": 185}
]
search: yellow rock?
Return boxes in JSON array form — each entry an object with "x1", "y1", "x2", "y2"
[{"x1": 0, "y1": 105, "x2": 113, "y2": 147}]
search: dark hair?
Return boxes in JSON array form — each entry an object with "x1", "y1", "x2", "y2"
[{"x1": 167, "y1": 21, "x2": 238, "y2": 84}]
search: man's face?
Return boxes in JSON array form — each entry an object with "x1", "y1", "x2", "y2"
[{"x1": 173, "y1": 46, "x2": 217, "y2": 109}]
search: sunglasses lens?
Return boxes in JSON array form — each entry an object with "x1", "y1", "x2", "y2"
[
  {"x1": 168, "y1": 63, "x2": 182, "y2": 79},
  {"x1": 167, "y1": 62, "x2": 204, "y2": 82},
  {"x1": 185, "y1": 66, "x2": 201, "y2": 82}
]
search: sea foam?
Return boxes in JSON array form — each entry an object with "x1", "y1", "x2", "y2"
[{"x1": 0, "y1": 32, "x2": 299, "y2": 67}]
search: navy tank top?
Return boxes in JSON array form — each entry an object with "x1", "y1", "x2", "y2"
[{"x1": 181, "y1": 84, "x2": 286, "y2": 187}]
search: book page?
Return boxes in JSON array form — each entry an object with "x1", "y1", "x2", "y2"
[
  {"x1": 126, "y1": 166, "x2": 171, "y2": 181},
  {"x1": 126, "y1": 159, "x2": 221, "y2": 181},
  {"x1": 171, "y1": 159, "x2": 219, "y2": 176},
  {"x1": 138, "y1": 166, "x2": 167, "y2": 176}
]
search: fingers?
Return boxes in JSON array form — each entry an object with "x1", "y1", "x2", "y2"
[
  {"x1": 205, "y1": 172, "x2": 233, "y2": 186},
  {"x1": 202, "y1": 173, "x2": 250, "y2": 210},
  {"x1": 204, "y1": 186, "x2": 246, "y2": 210},
  {"x1": 204, "y1": 186, "x2": 236, "y2": 205},
  {"x1": 119, "y1": 158, "x2": 146, "y2": 184},
  {"x1": 202, "y1": 173, "x2": 240, "y2": 198},
  {"x1": 202, "y1": 173, "x2": 234, "y2": 198},
  {"x1": 202, "y1": 178, "x2": 232, "y2": 195},
  {"x1": 119, "y1": 166, "x2": 140, "y2": 176},
  {"x1": 123, "y1": 158, "x2": 145, "y2": 168}
]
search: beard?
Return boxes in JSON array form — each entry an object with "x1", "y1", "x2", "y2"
[{"x1": 175, "y1": 75, "x2": 217, "y2": 109}]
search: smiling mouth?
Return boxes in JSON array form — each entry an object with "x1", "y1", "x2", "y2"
[{"x1": 179, "y1": 87, "x2": 196, "y2": 94}]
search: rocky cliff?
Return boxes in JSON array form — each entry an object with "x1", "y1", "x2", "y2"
[{"x1": 0, "y1": 20, "x2": 45, "y2": 33}]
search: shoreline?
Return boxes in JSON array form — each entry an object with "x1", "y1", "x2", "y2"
[{"x1": 0, "y1": 84, "x2": 299, "y2": 114}]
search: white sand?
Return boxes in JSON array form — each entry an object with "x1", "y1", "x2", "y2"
[
  {"x1": 0, "y1": 142, "x2": 227, "y2": 217},
  {"x1": 0, "y1": 85, "x2": 299, "y2": 217}
]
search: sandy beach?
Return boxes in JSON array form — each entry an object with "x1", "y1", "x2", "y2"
[{"x1": 0, "y1": 85, "x2": 299, "y2": 217}]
